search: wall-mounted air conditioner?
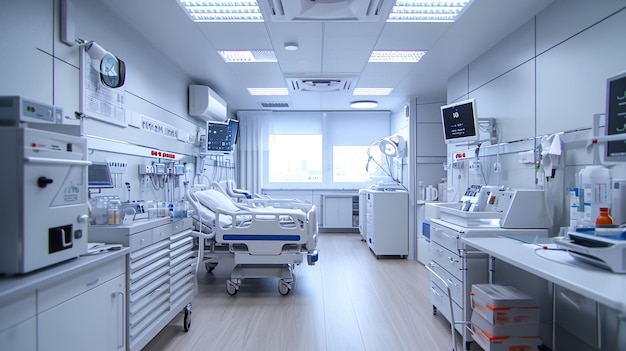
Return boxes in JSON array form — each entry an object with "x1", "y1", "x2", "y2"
[{"x1": 189, "y1": 85, "x2": 227, "y2": 122}]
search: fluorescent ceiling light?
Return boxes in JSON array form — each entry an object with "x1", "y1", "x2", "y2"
[
  {"x1": 350, "y1": 100, "x2": 378, "y2": 109},
  {"x1": 176, "y1": 1, "x2": 263, "y2": 22},
  {"x1": 369, "y1": 50, "x2": 426, "y2": 63},
  {"x1": 387, "y1": 1, "x2": 472, "y2": 22},
  {"x1": 218, "y1": 50, "x2": 277, "y2": 62},
  {"x1": 247, "y1": 88, "x2": 289, "y2": 96},
  {"x1": 353, "y1": 88, "x2": 393, "y2": 96}
]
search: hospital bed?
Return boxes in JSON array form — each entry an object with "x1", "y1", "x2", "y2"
[
  {"x1": 215, "y1": 180, "x2": 309, "y2": 209},
  {"x1": 186, "y1": 186, "x2": 319, "y2": 295}
]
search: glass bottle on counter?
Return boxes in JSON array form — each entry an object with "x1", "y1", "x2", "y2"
[{"x1": 595, "y1": 207, "x2": 613, "y2": 226}]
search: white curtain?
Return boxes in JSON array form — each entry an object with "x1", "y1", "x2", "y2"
[{"x1": 236, "y1": 110, "x2": 272, "y2": 195}]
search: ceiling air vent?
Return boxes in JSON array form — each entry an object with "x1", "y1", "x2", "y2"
[
  {"x1": 260, "y1": 101, "x2": 291, "y2": 108},
  {"x1": 262, "y1": 0, "x2": 384, "y2": 22},
  {"x1": 286, "y1": 77, "x2": 356, "y2": 92}
]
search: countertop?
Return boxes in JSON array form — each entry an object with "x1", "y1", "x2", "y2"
[{"x1": 462, "y1": 236, "x2": 626, "y2": 312}]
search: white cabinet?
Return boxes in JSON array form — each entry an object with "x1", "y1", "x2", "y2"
[
  {"x1": 0, "y1": 250, "x2": 127, "y2": 351},
  {"x1": 0, "y1": 292, "x2": 36, "y2": 351},
  {"x1": 321, "y1": 194, "x2": 358, "y2": 230},
  {"x1": 428, "y1": 218, "x2": 548, "y2": 350},
  {"x1": 428, "y1": 221, "x2": 487, "y2": 344},
  {"x1": 89, "y1": 217, "x2": 194, "y2": 351},
  {"x1": 0, "y1": 318, "x2": 36, "y2": 351},
  {"x1": 363, "y1": 190, "x2": 408, "y2": 257},
  {"x1": 38, "y1": 271, "x2": 126, "y2": 351}
]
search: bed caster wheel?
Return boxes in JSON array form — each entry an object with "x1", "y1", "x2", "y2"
[
  {"x1": 205, "y1": 261, "x2": 217, "y2": 273},
  {"x1": 278, "y1": 280, "x2": 292, "y2": 296},
  {"x1": 227, "y1": 280, "x2": 239, "y2": 296},
  {"x1": 183, "y1": 305, "x2": 192, "y2": 332}
]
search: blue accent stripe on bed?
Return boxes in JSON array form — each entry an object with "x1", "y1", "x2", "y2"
[{"x1": 223, "y1": 234, "x2": 301, "y2": 241}]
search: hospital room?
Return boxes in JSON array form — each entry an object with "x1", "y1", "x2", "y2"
[{"x1": 1, "y1": 0, "x2": 626, "y2": 350}]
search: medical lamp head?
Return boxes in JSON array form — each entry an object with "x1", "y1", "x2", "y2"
[{"x1": 379, "y1": 135, "x2": 406, "y2": 157}]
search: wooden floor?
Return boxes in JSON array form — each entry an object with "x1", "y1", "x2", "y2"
[{"x1": 143, "y1": 233, "x2": 478, "y2": 351}]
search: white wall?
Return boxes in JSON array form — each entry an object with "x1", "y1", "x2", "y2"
[
  {"x1": 0, "y1": 0, "x2": 229, "y2": 204},
  {"x1": 445, "y1": 0, "x2": 626, "y2": 231}
]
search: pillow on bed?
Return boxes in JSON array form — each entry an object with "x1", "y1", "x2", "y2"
[
  {"x1": 195, "y1": 189, "x2": 240, "y2": 213},
  {"x1": 194, "y1": 200, "x2": 216, "y2": 225}
]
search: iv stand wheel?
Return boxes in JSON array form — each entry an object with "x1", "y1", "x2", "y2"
[
  {"x1": 183, "y1": 304, "x2": 192, "y2": 332},
  {"x1": 227, "y1": 280, "x2": 239, "y2": 296},
  {"x1": 278, "y1": 279, "x2": 292, "y2": 296}
]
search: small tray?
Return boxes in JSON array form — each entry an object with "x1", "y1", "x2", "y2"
[{"x1": 438, "y1": 203, "x2": 502, "y2": 227}]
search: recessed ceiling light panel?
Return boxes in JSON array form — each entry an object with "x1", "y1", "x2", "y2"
[
  {"x1": 353, "y1": 88, "x2": 393, "y2": 96},
  {"x1": 247, "y1": 88, "x2": 289, "y2": 96},
  {"x1": 368, "y1": 50, "x2": 426, "y2": 63},
  {"x1": 387, "y1": 0, "x2": 472, "y2": 22},
  {"x1": 218, "y1": 50, "x2": 277, "y2": 62},
  {"x1": 177, "y1": 0, "x2": 264, "y2": 22}
]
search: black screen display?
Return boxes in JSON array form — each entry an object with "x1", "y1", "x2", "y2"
[
  {"x1": 207, "y1": 119, "x2": 238, "y2": 152},
  {"x1": 606, "y1": 72, "x2": 626, "y2": 160},
  {"x1": 441, "y1": 100, "x2": 477, "y2": 142}
]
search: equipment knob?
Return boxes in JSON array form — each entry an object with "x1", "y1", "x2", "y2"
[
  {"x1": 37, "y1": 177, "x2": 54, "y2": 188},
  {"x1": 77, "y1": 214, "x2": 90, "y2": 223}
]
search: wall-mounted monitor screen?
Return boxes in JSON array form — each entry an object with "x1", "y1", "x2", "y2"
[
  {"x1": 88, "y1": 162, "x2": 114, "y2": 188},
  {"x1": 605, "y1": 70, "x2": 626, "y2": 162},
  {"x1": 206, "y1": 119, "x2": 238, "y2": 153},
  {"x1": 229, "y1": 119, "x2": 239, "y2": 145},
  {"x1": 440, "y1": 98, "x2": 479, "y2": 144}
]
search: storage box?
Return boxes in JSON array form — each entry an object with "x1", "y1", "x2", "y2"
[
  {"x1": 471, "y1": 284, "x2": 540, "y2": 326},
  {"x1": 471, "y1": 321, "x2": 542, "y2": 351},
  {"x1": 471, "y1": 311, "x2": 539, "y2": 338}
]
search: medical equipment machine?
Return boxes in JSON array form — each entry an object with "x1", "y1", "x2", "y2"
[
  {"x1": 363, "y1": 189, "x2": 408, "y2": 258},
  {"x1": 554, "y1": 230, "x2": 626, "y2": 273},
  {"x1": 187, "y1": 185, "x2": 319, "y2": 295},
  {"x1": 0, "y1": 96, "x2": 63, "y2": 125},
  {"x1": 438, "y1": 186, "x2": 552, "y2": 229},
  {"x1": 0, "y1": 97, "x2": 90, "y2": 274}
]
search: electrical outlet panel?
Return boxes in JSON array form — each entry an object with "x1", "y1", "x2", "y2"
[
  {"x1": 154, "y1": 163, "x2": 167, "y2": 175},
  {"x1": 139, "y1": 164, "x2": 154, "y2": 175},
  {"x1": 174, "y1": 165, "x2": 185, "y2": 175},
  {"x1": 469, "y1": 160, "x2": 482, "y2": 173}
]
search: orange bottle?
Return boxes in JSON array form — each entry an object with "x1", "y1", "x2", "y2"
[{"x1": 595, "y1": 207, "x2": 613, "y2": 226}]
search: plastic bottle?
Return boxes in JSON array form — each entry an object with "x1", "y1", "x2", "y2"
[
  {"x1": 595, "y1": 207, "x2": 613, "y2": 226},
  {"x1": 159, "y1": 202, "x2": 169, "y2": 218},
  {"x1": 108, "y1": 199, "x2": 120, "y2": 225},
  {"x1": 418, "y1": 181, "x2": 425, "y2": 201},
  {"x1": 438, "y1": 178, "x2": 447, "y2": 203},
  {"x1": 579, "y1": 165, "x2": 612, "y2": 227},
  {"x1": 93, "y1": 197, "x2": 109, "y2": 225},
  {"x1": 147, "y1": 201, "x2": 158, "y2": 219}
]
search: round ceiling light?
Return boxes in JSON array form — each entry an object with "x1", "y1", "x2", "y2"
[
  {"x1": 284, "y1": 42, "x2": 299, "y2": 51},
  {"x1": 350, "y1": 100, "x2": 378, "y2": 109}
]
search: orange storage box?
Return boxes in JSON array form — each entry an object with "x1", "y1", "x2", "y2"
[
  {"x1": 471, "y1": 320, "x2": 542, "y2": 351},
  {"x1": 470, "y1": 284, "x2": 540, "y2": 326}
]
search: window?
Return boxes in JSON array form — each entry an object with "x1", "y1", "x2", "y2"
[
  {"x1": 333, "y1": 146, "x2": 370, "y2": 182},
  {"x1": 263, "y1": 111, "x2": 390, "y2": 188},
  {"x1": 268, "y1": 134, "x2": 322, "y2": 183}
]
